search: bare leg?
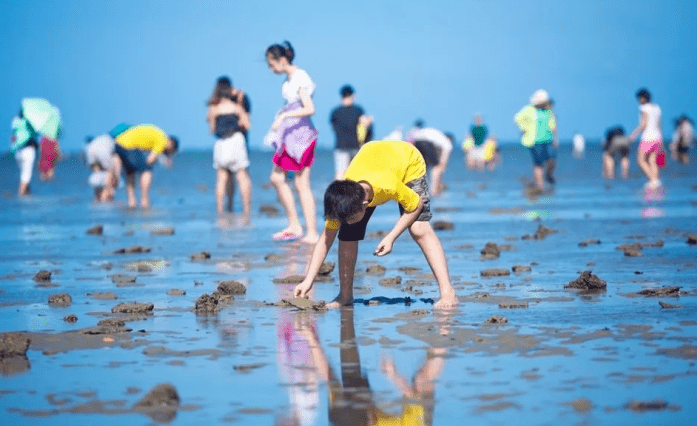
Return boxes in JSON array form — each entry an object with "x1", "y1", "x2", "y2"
[
  {"x1": 215, "y1": 168, "x2": 230, "y2": 215},
  {"x1": 226, "y1": 171, "x2": 234, "y2": 212},
  {"x1": 139, "y1": 171, "x2": 152, "y2": 209},
  {"x1": 326, "y1": 240, "x2": 358, "y2": 309},
  {"x1": 620, "y1": 157, "x2": 630, "y2": 179},
  {"x1": 430, "y1": 164, "x2": 445, "y2": 196},
  {"x1": 294, "y1": 167, "x2": 319, "y2": 243},
  {"x1": 125, "y1": 173, "x2": 137, "y2": 208},
  {"x1": 408, "y1": 222, "x2": 458, "y2": 309},
  {"x1": 533, "y1": 165, "x2": 545, "y2": 190},
  {"x1": 270, "y1": 167, "x2": 302, "y2": 237},
  {"x1": 18, "y1": 182, "x2": 30, "y2": 196},
  {"x1": 235, "y1": 168, "x2": 252, "y2": 218},
  {"x1": 602, "y1": 153, "x2": 614, "y2": 179},
  {"x1": 637, "y1": 151, "x2": 659, "y2": 185},
  {"x1": 545, "y1": 158, "x2": 556, "y2": 184}
]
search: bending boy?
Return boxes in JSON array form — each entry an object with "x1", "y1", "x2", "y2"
[
  {"x1": 112, "y1": 124, "x2": 178, "y2": 209},
  {"x1": 293, "y1": 140, "x2": 459, "y2": 309}
]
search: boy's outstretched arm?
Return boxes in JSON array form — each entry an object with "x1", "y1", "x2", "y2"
[
  {"x1": 375, "y1": 197, "x2": 424, "y2": 256},
  {"x1": 294, "y1": 227, "x2": 339, "y2": 297}
]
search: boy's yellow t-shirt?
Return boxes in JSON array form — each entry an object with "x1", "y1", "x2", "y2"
[
  {"x1": 325, "y1": 140, "x2": 426, "y2": 230},
  {"x1": 115, "y1": 125, "x2": 168, "y2": 154}
]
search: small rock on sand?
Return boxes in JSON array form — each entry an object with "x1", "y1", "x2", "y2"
[
  {"x1": 111, "y1": 302, "x2": 154, "y2": 314},
  {"x1": 217, "y1": 281, "x2": 246, "y2": 295},
  {"x1": 637, "y1": 286, "x2": 680, "y2": 297},
  {"x1": 433, "y1": 220, "x2": 454, "y2": 231},
  {"x1": 379, "y1": 276, "x2": 402, "y2": 287},
  {"x1": 63, "y1": 314, "x2": 78, "y2": 322},
  {"x1": 110, "y1": 274, "x2": 137, "y2": 284},
  {"x1": 260, "y1": 205, "x2": 280, "y2": 216},
  {"x1": 318, "y1": 262, "x2": 335, "y2": 276},
  {"x1": 578, "y1": 239, "x2": 601, "y2": 247},
  {"x1": 134, "y1": 383, "x2": 180, "y2": 422},
  {"x1": 480, "y1": 268, "x2": 510, "y2": 277},
  {"x1": 114, "y1": 245, "x2": 151, "y2": 254},
  {"x1": 33, "y1": 270, "x2": 52, "y2": 282},
  {"x1": 48, "y1": 293, "x2": 72, "y2": 307},
  {"x1": 167, "y1": 289, "x2": 186, "y2": 296},
  {"x1": 0, "y1": 332, "x2": 30, "y2": 358},
  {"x1": 522, "y1": 224, "x2": 559, "y2": 240},
  {"x1": 480, "y1": 242, "x2": 500, "y2": 260},
  {"x1": 366, "y1": 265, "x2": 387, "y2": 275},
  {"x1": 565, "y1": 271, "x2": 607, "y2": 291},
  {"x1": 512, "y1": 265, "x2": 532, "y2": 273},
  {"x1": 150, "y1": 227, "x2": 175, "y2": 236},
  {"x1": 190, "y1": 252, "x2": 211, "y2": 261},
  {"x1": 86, "y1": 225, "x2": 104, "y2": 235},
  {"x1": 485, "y1": 315, "x2": 508, "y2": 324}
]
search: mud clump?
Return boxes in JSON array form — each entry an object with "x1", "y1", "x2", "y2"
[
  {"x1": 480, "y1": 242, "x2": 500, "y2": 260},
  {"x1": 167, "y1": 289, "x2": 186, "y2": 296},
  {"x1": 134, "y1": 383, "x2": 180, "y2": 423},
  {"x1": 81, "y1": 318, "x2": 132, "y2": 335},
  {"x1": 264, "y1": 253, "x2": 284, "y2": 262},
  {"x1": 272, "y1": 275, "x2": 304, "y2": 284},
  {"x1": 433, "y1": 220, "x2": 454, "y2": 231},
  {"x1": 48, "y1": 293, "x2": 72, "y2": 307},
  {"x1": 63, "y1": 314, "x2": 78, "y2": 322},
  {"x1": 480, "y1": 268, "x2": 510, "y2": 278},
  {"x1": 625, "y1": 399, "x2": 671, "y2": 412},
  {"x1": 111, "y1": 302, "x2": 154, "y2": 314},
  {"x1": 637, "y1": 286, "x2": 680, "y2": 297},
  {"x1": 33, "y1": 270, "x2": 52, "y2": 282},
  {"x1": 578, "y1": 239, "x2": 601, "y2": 247},
  {"x1": 366, "y1": 265, "x2": 387, "y2": 275},
  {"x1": 0, "y1": 332, "x2": 30, "y2": 358},
  {"x1": 659, "y1": 301, "x2": 681, "y2": 309},
  {"x1": 512, "y1": 265, "x2": 532, "y2": 273},
  {"x1": 379, "y1": 276, "x2": 402, "y2": 287},
  {"x1": 274, "y1": 298, "x2": 327, "y2": 311},
  {"x1": 86, "y1": 292, "x2": 118, "y2": 300},
  {"x1": 150, "y1": 227, "x2": 175, "y2": 236},
  {"x1": 565, "y1": 271, "x2": 607, "y2": 291},
  {"x1": 318, "y1": 262, "x2": 335, "y2": 276},
  {"x1": 499, "y1": 301, "x2": 529, "y2": 309},
  {"x1": 217, "y1": 281, "x2": 246, "y2": 295},
  {"x1": 190, "y1": 251, "x2": 211, "y2": 261},
  {"x1": 570, "y1": 398, "x2": 593, "y2": 413},
  {"x1": 522, "y1": 224, "x2": 559, "y2": 240},
  {"x1": 110, "y1": 274, "x2": 137, "y2": 284},
  {"x1": 687, "y1": 234, "x2": 697, "y2": 245},
  {"x1": 86, "y1": 225, "x2": 103, "y2": 235},
  {"x1": 114, "y1": 245, "x2": 151, "y2": 254},
  {"x1": 260, "y1": 204, "x2": 280, "y2": 217},
  {"x1": 485, "y1": 315, "x2": 508, "y2": 324}
]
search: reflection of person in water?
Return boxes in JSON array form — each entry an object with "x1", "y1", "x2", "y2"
[{"x1": 278, "y1": 307, "x2": 446, "y2": 426}]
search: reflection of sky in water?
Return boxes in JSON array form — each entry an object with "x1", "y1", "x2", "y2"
[{"x1": 0, "y1": 147, "x2": 696, "y2": 425}]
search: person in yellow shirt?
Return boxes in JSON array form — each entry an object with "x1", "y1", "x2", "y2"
[
  {"x1": 293, "y1": 140, "x2": 459, "y2": 310},
  {"x1": 112, "y1": 124, "x2": 178, "y2": 209}
]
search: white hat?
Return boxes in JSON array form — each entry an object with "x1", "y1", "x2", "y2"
[{"x1": 530, "y1": 89, "x2": 550, "y2": 106}]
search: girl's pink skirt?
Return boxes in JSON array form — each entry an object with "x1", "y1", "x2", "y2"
[
  {"x1": 39, "y1": 137, "x2": 59, "y2": 173},
  {"x1": 272, "y1": 140, "x2": 316, "y2": 172}
]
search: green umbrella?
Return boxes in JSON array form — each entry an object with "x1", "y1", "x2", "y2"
[{"x1": 21, "y1": 98, "x2": 63, "y2": 140}]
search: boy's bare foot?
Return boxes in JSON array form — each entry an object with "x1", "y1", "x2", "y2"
[
  {"x1": 434, "y1": 295, "x2": 459, "y2": 310},
  {"x1": 326, "y1": 297, "x2": 354, "y2": 309},
  {"x1": 300, "y1": 234, "x2": 319, "y2": 244}
]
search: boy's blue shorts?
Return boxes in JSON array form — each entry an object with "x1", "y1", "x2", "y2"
[{"x1": 115, "y1": 145, "x2": 153, "y2": 175}]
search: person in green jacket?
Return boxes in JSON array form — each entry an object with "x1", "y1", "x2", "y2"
[{"x1": 515, "y1": 89, "x2": 558, "y2": 192}]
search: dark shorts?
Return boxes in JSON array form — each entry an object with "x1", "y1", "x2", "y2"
[
  {"x1": 529, "y1": 143, "x2": 552, "y2": 166},
  {"x1": 338, "y1": 175, "x2": 433, "y2": 242},
  {"x1": 413, "y1": 140, "x2": 440, "y2": 167},
  {"x1": 115, "y1": 145, "x2": 152, "y2": 175}
]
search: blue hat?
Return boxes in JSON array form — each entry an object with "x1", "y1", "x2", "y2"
[{"x1": 109, "y1": 123, "x2": 131, "y2": 139}]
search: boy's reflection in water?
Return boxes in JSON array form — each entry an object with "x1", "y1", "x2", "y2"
[{"x1": 276, "y1": 307, "x2": 446, "y2": 426}]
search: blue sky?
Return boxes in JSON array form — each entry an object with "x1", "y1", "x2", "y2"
[{"x1": 2, "y1": 0, "x2": 695, "y2": 152}]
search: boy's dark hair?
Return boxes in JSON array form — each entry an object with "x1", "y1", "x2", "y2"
[
  {"x1": 636, "y1": 88, "x2": 651, "y2": 102},
  {"x1": 167, "y1": 136, "x2": 179, "y2": 156},
  {"x1": 340, "y1": 85, "x2": 354, "y2": 98},
  {"x1": 324, "y1": 180, "x2": 366, "y2": 223}
]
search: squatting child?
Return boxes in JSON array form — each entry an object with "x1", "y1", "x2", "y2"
[{"x1": 293, "y1": 140, "x2": 459, "y2": 309}]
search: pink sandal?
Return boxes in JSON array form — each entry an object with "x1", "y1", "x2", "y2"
[{"x1": 272, "y1": 231, "x2": 302, "y2": 242}]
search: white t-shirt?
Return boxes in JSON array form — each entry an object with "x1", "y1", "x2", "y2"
[
  {"x1": 410, "y1": 127, "x2": 453, "y2": 154},
  {"x1": 282, "y1": 69, "x2": 315, "y2": 103},
  {"x1": 639, "y1": 103, "x2": 662, "y2": 142}
]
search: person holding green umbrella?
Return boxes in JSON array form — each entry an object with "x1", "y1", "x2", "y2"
[{"x1": 20, "y1": 98, "x2": 63, "y2": 181}]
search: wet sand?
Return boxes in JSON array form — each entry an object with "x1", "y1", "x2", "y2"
[{"x1": 0, "y1": 147, "x2": 696, "y2": 425}]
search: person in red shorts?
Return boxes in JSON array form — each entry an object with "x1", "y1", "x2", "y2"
[{"x1": 38, "y1": 136, "x2": 61, "y2": 181}]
